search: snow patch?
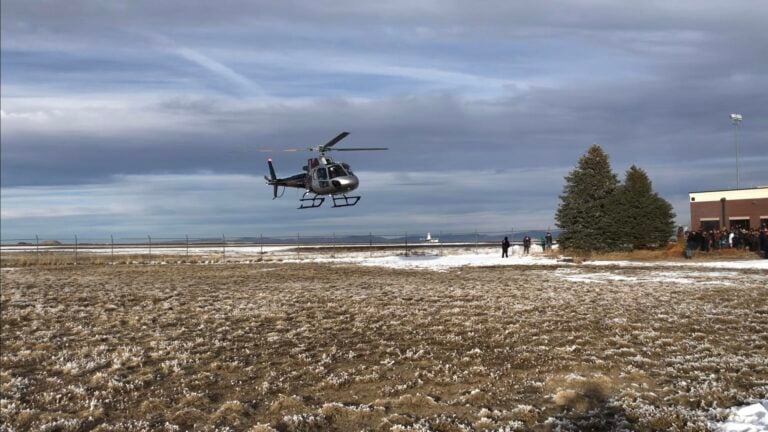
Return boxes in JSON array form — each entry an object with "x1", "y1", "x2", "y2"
[
  {"x1": 318, "y1": 252, "x2": 768, "y2": 272},
  {"x1": 713, "y1": 400, "x2": 768, "y2": 432}
]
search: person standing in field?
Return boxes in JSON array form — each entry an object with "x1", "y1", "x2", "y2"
[
  {"x1": 523, "y1": 236, "x2": 531, "y2": 255},
  {"x1": 501, "y1": 236, "x2": 510, "y2": 258}
]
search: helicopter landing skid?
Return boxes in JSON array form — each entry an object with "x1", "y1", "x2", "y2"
[
  {"x1": 331, "y1": 194, "x2": 361, "y2": 208},
  {"x1": 298, "y1": 192, "x2": 325, "y2": 209}
]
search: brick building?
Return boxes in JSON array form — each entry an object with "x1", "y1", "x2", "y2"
[{"x1": 689, "y1": 187, "x2": 768, "y2": 230}]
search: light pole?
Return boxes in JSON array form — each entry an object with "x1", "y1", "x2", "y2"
[{"x1": 730, "y1": 113, "x2": 742, "y2": 189}]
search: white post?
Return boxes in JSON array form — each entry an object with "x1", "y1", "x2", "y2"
[{"x1": 731, "y1": 113, "x2": 743, "y2": 189}]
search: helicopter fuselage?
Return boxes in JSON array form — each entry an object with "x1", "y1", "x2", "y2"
[
  {"x1": 265, "y1": 156, "x2": 359, "y2": 196},
  {"x1": 305, "y1": 157, "x2": 359, "y2": 195}
]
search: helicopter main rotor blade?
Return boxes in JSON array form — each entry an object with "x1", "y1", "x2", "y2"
[
  {"x1": 256, "y1": 148, "x2": 302, "y2": 153},
  {"x1": 320, "y1": 131, "x2": 350, "y2": 150},
  {"x1": 331, "y1": 147, "x2": 389, "y2": 151}
]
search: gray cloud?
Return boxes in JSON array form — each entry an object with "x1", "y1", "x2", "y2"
[{"x1": 2, "y1": 0, "x2": 767, "y2": 236}]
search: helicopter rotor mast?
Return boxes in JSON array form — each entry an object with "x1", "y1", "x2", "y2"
[{"x1": 310, "y1": 131, "x2": 349, "y2": 156}]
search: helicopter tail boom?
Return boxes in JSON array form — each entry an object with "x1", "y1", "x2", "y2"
[{"x1": 264, "y1": 159, "x2": 307, "y2": 199}]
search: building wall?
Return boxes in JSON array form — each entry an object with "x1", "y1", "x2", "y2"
[{"x1": 689, "y1": 197, "x2": 768, "y2": 230}]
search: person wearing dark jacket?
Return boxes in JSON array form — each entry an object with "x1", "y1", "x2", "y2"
[
  {"x1": 760, "y1": 228, "x2": 768, "y2": 259},
  {"x1": 501, "y1": 236, "x2": 510, "y2": 258},
  {"x1": 523, "y1": 236, "x2": 531, "y2": 255}
]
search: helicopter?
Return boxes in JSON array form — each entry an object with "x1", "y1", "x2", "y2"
[{"x1": 264, "y1": 132, "x2": 387, "y2": 209}]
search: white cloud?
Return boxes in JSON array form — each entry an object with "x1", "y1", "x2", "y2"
[{"x1": 173, "y1": 47, "x2": 266, "y2": 95}]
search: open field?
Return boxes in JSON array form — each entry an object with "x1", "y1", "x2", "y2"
[
  {"x1": 1, "y1": 261, "x2": 767, "y2": 431},
  {"x1": 1, "y1": 242, "x2": 763, "y2": 268}
]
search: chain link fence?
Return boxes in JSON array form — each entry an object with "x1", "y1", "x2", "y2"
[{"x1": 1, "y1": 229, "x2": 561, "y2": 266}]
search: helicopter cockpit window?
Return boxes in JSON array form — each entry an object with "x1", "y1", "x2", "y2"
[
  {"x1": 327, "y1": 164, "x2": 347, "y2": 179},
  {"x1": 317, "y1": 168, "x2": 328, "y2": 180},
  {"x1": 341, "y1": 163, "x2": 353, "y2": 174}
]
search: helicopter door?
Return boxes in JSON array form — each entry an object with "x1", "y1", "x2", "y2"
[{"x1": 315, "y1": 167, "x2": 329, "y2": 189}]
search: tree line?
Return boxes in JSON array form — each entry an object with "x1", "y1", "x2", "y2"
[{"x1": 555, "y1": 145, "x2": 675, "y2": 252}]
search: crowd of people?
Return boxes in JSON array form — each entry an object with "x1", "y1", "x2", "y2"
[
  {"x1": 498, "y1": 228, "x2": 768, "y2": 259},
  {"x1": 501, "y1": 232, "x2": 554, "y2": 258},
  {"x1": 685, "y1": 225, "x2": 768, "y2": 259}
]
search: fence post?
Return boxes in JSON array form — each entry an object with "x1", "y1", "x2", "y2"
[
  {"x1": 405, "y1": 232, "x2": 408, "y2": 257},
  {"x1": 474, "y1": 230, "x2": 478, "y2": 254},
  {"x1": 110, "y1": 234, "x2": 114, "y2": 263},
  {"x1": 186, "y1": 235, "x2": 189, "y2": 258},
  {"x1": 260, "y1": 233, "x2": 263, "y2": 255},
  {"x1": 36, "y1": 234, "x2": 39, "y2": 265},
  {"x1": 369, "y1": 232, "x2": 373, "y2": 257},
  {"x1": 74, "y1": 235, "x2": 78, "y2": 265},
  {"x1": 439, "y1": 231, "x2": 443, "y2": 256},
  {"x1": 148, "y1": 235, "x2": 152, "y2": 264},
  {"x1": 332, "y1": 232, "x2": 335, "y2": 258},
  {"x1": 222, "y1": 234, "x2": 226, "y2": 262},
  {"x1": 297, "y1": 232, "x2": 300, "y2": 259}
]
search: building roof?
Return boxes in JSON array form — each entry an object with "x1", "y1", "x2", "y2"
[
  {"x1": 688, "y1": 186, "x2": 768, "y2": 194},
  {"x1": 689, "y1": 187, "x2": 768, "y2": 203}
]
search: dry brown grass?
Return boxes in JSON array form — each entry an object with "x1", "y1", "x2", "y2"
[
  {"x1": 0, "y1": 253, "x2": 269, "y2": 268},
  {"x1": 560, "y1": 243, "x2": 762, "y2": 262},
  {"x1": 1, "y1": 263, "x2": 766, "y2": 431}
]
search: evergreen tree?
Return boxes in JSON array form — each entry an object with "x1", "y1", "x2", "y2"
[
  {"x1": 611, "y1": 166, "x2": 676, "y2": 249},
  {"x1": 555, "y1": 145, "x2": 620, "y2": 251}
]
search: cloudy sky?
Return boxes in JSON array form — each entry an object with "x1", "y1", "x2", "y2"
[{"x1": 2, "y1": 1, "x2": 766, "y2": 240}]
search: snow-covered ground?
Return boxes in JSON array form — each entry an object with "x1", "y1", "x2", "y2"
[
  {"x1": 309, "y1": 250, "x2": 768, "y2": 271},
  {"x1": 713, "y1": 401, "x2": 768, "y2": 432},
  {"x1": 2, "y1": 251, "x2": 765, "y2": 430},
  {"x1": 3, "y1": 242, "x2": 766, "y2": 271}
]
